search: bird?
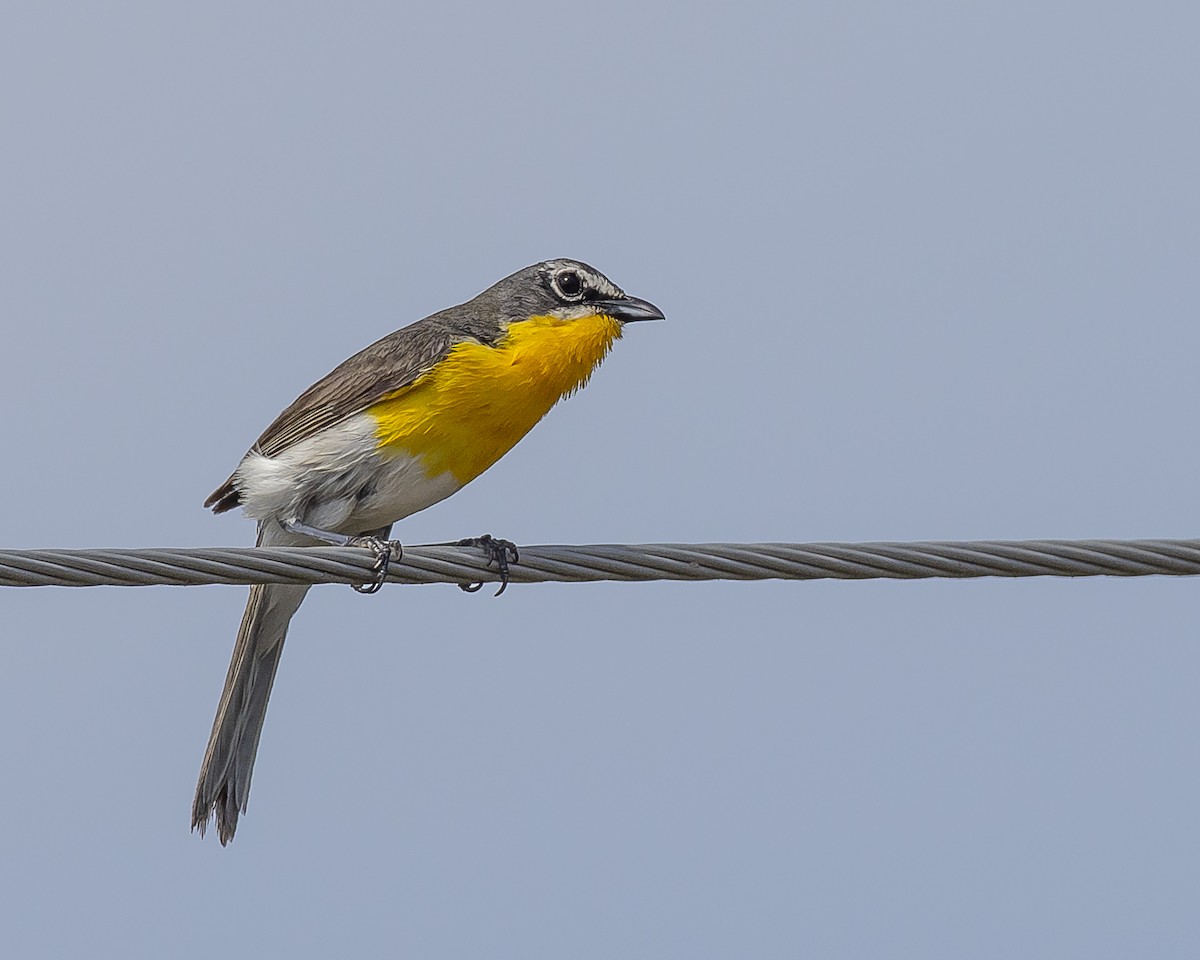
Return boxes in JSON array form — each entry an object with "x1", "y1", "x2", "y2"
[{"x1": 192, "y1": 258, "x2": 664, "y2": 843}]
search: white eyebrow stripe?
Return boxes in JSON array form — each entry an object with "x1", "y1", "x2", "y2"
[
  {"x1": 546, "y1": 260, "x2": 625, "y2": 300},
  {"x1": 580, "y1": 269, "x2": 622, "y2": 299}
]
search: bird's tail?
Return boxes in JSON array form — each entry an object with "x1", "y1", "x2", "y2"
[{"x1": 192, "y1": 521, "x2": 310, "y2": 844}]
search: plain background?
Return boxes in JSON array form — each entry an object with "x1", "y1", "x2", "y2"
[{"x1": 2, "y1": 2, "x2": 1198, "y2": 957}]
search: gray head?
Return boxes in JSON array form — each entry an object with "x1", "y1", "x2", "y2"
[{"x1": 465, "y1": 258, "x2": 665, "y2": 327}]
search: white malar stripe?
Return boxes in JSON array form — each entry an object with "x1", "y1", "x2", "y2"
[{"x1": 234, "y1": 413, "x2": 462, "y2": 534}]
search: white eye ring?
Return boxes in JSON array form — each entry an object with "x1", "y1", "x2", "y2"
[{"x1": 552, "y1": 269, "x2": 584, "y2": 301}]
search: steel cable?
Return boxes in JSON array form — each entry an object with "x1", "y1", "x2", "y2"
[{"x1": 2, "y1": 538, "x2": 1199, "y2": 588}]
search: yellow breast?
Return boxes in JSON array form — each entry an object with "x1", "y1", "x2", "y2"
[{"x1": 366, "y1": 313, "x2": 623, "y2": 484}]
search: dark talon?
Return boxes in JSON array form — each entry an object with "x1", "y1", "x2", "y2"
[
  {"x1": 348, "y1": 536, "x2": 403, "y2": 594},
  {"x1": 455, "y1": 534, "x2": 520, "y2": 596}
]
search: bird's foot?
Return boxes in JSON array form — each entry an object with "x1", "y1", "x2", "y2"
[
  {"x1": 456, "y1": 534, "x2": 520, "y2": 596},
  {"x1": 280, "y1": 517, "x2": 402, "y2": 594},
  {"x1": 347, "y1": 535, "x2": 404, "y2": 594}
]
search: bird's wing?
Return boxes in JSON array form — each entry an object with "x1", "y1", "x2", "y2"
[
  {"x1": 254, "y1": 323, "x2": 461, "y2": 457},
  {"x1": 205, "y1": 321, "x2": 466, "y2": 512}
]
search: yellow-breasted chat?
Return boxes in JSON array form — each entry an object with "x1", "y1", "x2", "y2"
[{"x1": 193, "y1": 259, "x2": 663, "y2": 843}]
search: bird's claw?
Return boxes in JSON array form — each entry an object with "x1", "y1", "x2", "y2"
[
  {"x1": 348, "y1": 536, "x2": 403, "y2": 594},
  {"x1": 456, "y1": 534, "x2": 520, "y2": 596}
]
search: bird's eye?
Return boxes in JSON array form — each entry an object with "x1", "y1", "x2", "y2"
[{"x1": 554, "y1": 269, "x2": 583, "y2": 300}]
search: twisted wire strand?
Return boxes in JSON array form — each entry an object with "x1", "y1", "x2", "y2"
[{"x1": 2, "y1": 538, "x2": 1200, "y2": 588}]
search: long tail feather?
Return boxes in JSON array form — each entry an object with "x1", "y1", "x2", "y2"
[{"x1": 192, "y1": 522, "x2": 309, "y2": 844}]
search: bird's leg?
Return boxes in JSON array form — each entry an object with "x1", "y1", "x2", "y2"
[
  {"x1": 447, "y1": 534, "x2": 520, "y2": 596},
  {"x1": 281, "y1": 519, "x2": 402, "y2": 595}
]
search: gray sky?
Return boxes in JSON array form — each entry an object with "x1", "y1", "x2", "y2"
[{"x1": 2, "y1": 1, "x2": 1198, "y2": 956}]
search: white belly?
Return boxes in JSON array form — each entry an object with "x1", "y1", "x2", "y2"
[{"x1": 233, "y1": 413, "x2": 462, "y2": 534}]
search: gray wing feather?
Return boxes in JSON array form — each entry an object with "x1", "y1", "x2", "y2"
[
  {"x1": 206, "y1": 320, "x2": 469, "y2": 511},
  {"x1": 255, "y1": 322, "x2": 460, "y2": 457}
]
